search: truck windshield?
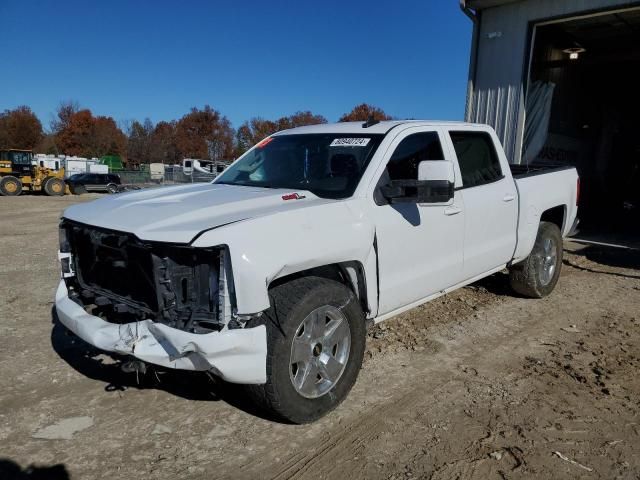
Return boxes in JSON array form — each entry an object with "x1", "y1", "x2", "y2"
[
  {"x1": 216, "y1": 134, "x2": 384, "y2": 199},
  {"x1": 10, "y1": 151, "x2": 32, "y2": 165}
]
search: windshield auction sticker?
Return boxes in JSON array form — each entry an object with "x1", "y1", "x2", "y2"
[{"x1": 330, "y1": 138, "x2": 371, "y2": 147}]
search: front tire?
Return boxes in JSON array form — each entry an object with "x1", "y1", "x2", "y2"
[
  {"x1": 509, "y1": 221, "x2": 563, "y2": 298},
  {"x1": 44, "y1": 177, "x2": 65, "y2": 196},
  {"x1": 246, "y1": 276, "x2": 366, "y2": 424},
  {"x1": 69, "y1": 184, "x2": 87, "y2": 195},
  {"x1": 0, "y1": 176, "x2": 22, "y2": 196}
]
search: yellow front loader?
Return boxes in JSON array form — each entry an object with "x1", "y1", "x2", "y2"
[{"x1": 0, "y1": 149, "x2": 68, "y2": 196}]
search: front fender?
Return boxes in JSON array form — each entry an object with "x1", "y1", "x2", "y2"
[{"x1": 192, "y1": 200, "x2": 377, "y2": 316}]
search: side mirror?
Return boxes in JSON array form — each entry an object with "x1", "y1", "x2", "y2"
[{"x1": 380, "y1": 160, "x2": 455, "y2": 205}]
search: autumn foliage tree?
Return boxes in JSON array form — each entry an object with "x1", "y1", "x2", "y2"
[
  {"x1": 0, "y1": 106, "x2": 43, "y2": 149},
  {"x1": 50, "y1": 100, "x2": 80, "y2": 133},
  {"x1": 126, "y1": 118, "x2": 154, "y2": 165},
  {"x1": 280, "y1": 111, "x2": 328, "y2": 130},
  {"x1": 236, "y1": 111, "x2": 327, "y2": 155},
  {"x1": 339, "y1": 104, "x2": 392, "y2": 122},
  {"x1": 54, "y1": 108, "x2": 126, "y2": 159},
  {"x1": 175, "y1": 106, "x2": 234, "y2": 160},
  {"x1": 150, "y1": 121, "x2": 180, "y2": 164},
  {"x1": 236, "y1": 118, "x2": 278, "y2": 155},
  {"x1": 34, "y1": 134, "x2": 59, "y2": 155},
  {"x1": 2, "y1": 100, "x2": 397, "y2": 166}
]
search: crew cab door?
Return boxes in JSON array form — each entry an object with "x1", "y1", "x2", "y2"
[
  {"x1": 368, "y1": 127, "x2": 465, "y2": 315},
  {"x1": 443, "y1": 128, "x2": 518, "y2": 278},
  {"x1": 84, "y1": 174, "x2": 100, "y2": 190}
]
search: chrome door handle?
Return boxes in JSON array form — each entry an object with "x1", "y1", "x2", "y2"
[
  {"x1": 503, "y1": 194, "x2": 516, "y2": 202},
  {"x1": 444, "y1": 206, "x2": 462, "y2": 216}
]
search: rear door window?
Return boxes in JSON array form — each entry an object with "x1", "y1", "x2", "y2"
[{"x1": 449, "y1": 131, "x2": 503, "y2": 188}]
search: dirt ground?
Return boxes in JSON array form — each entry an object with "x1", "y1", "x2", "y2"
[{"x1": 1, "y1": 194, "x2": 639, "y2": 480}]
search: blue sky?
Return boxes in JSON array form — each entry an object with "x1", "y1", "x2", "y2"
[{"x1": 1, "y1": 0, "x2": 472, "y2": 130}]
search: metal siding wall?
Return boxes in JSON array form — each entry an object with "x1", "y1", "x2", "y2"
[{"x1": 468, "y1": 0, "x2": 634, "y2": 163}]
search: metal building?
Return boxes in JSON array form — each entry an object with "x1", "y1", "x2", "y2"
[{"x1": 461, "y1": 0, "x2": 640, "y2": 229}]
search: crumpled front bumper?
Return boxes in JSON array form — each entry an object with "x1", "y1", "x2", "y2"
[{"x1": 54, "y1": 280, "x2": 267, "y2": 384}]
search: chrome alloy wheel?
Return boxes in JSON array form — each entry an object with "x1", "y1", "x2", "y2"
[
  {"x1": 538, "y1": 236, "x2": 558, "y2": 286},
  {"x1": 289, "y1": 305, "x2": 351, "y2": 399}
]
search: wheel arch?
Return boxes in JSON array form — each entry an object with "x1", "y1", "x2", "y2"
[
  {"x1": 513, "y1": 203, "x2": 568, "y2": 263},
  {"x1": 540, "y1": 205, "x2": 566, "y2": 232},
  {"x1": 268, "y1": 261, "x2": 371, "y2": 318}
]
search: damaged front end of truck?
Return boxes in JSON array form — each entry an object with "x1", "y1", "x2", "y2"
[{"x1": 55, "y1": 220, "x2": 267, "y2": 384}]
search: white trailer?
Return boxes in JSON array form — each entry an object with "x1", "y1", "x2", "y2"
[
  {"x1": 33, "y1": 155, "x2": 62, "y2": 172},
  {"x1": 64, "y1": 157, "x2": 103, "y2": 178},
  {"x1": 182, "y1": 158, "x2": 229, "y2": 176},
  {"x1": 89, "y1": 164, "x2": 109, "y2": 174},
  {"x1": 149, "y1": 163, "x2": 165, "y2": 182}
]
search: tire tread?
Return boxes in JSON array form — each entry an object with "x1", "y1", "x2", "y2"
[
  {"x1": 246, "y1": 276, "x2": 364, "y2": 423},
  {"x1": 509, "y1": 221, "x2": 563, "y2": 298}
]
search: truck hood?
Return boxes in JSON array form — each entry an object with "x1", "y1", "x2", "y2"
[{"x1": 62, "y1": 183, "x2": 333, "y2": 243}]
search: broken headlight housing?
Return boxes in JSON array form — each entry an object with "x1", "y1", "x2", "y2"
[
  {"x1": 60, "y1": 219, "x2": 236, "y2": 333},
  {"x1": 59, "y1": 223, "x2": 71, "y2": 253}
]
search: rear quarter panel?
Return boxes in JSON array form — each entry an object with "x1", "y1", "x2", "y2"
[{"x1": 513, "y1": 168, "x2": 579, "y2": 262}]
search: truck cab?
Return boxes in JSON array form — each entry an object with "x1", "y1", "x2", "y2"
[{"x1": 0, "y1": 149, "x2": 33, "y2": 176}]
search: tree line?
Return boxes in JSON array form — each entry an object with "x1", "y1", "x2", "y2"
[{"x1": 0, "y1": 102, "x2": 392, "y2": 166}]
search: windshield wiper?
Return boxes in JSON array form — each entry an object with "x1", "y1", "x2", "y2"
[{"x1": 215, "y1": 181, "x2": 277, "y2": 189}]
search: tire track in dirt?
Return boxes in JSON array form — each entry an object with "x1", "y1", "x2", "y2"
[
  {"x1": 237, "y1": 304, "x2": 533, "y2": 478},
  {"x1": 266, "y1": 384, "x2": 440, "y2": 480}
]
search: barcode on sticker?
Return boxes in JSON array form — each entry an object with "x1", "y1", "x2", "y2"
[{"x1": 330, "y1": 138, "x2": 371, "y2": 147}]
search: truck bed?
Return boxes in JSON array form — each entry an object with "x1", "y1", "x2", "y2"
[{"x1": 509, "y1": 163, "x2": 574, "y2": 179}]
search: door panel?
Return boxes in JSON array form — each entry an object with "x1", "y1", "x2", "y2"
[
  {"x1": 375, "y1": 192, "x2": 465, "y2": 314},
  {"x1": 368, "y1": 128, "x2": 465, "y2": 315},
  {"x1": 446, "y1": 130, "x2": 518, "y2": 278},
  {"x1": 460, "y1": 179, "x2": 517, "y2": 276}
]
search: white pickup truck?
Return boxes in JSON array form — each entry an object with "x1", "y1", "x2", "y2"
[{"x1": 56, "y1": 120, "x2": 579, "y2": 423}]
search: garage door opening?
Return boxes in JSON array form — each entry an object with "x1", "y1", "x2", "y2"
[{"x1": 524, "y1": 7, "x2": 640, "y2": 241}]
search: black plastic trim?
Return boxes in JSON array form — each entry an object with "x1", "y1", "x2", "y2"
[
  {"x1": 509, "y1": 163, "x2": 574, "y2": 179},
  {"x1": 454, "y1": 175, "x2": 505, "y2": 191},
  {"x1": 373, "y1": 232, "x2": 380, "y2": 315}
]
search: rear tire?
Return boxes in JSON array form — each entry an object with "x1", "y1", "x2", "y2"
[
  {"x1": 44, "y1": 177, "x2": 65, "y2": 196},
  {"x1": 69, "y1": 184, "x2": 87, "y2": 195},
  {"x1": 509, "y1": 221, "x2": 563, "y2": 298},
  {"x1": 245, "y1": 276, "x2": 366, "y2": 424},
  {"x1": 0, "y1": 176, "x2": 22, "y2": 196}
]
